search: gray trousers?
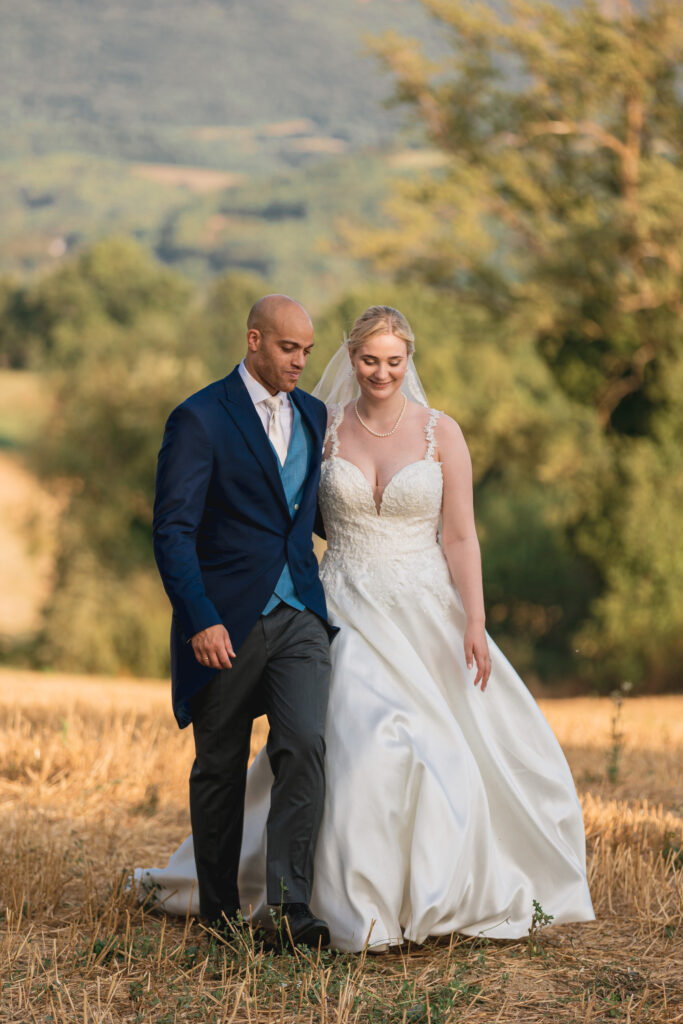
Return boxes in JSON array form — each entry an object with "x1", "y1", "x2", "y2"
[{"x1": 188, "y1": 604, "x2": 331, "y2": 922}]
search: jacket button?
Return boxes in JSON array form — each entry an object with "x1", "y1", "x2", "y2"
[{"x1": 294, "y1": 503, "x2": 299, "y2": 510}]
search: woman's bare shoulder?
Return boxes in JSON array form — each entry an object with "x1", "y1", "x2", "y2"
[
  {"x1": 433, "y1": 411, "x2": 470, "y2": 462},
  {"x1": 433, "y1": 410, "x2": 464, "y2": 439}
]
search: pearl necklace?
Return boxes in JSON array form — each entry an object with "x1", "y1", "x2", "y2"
[{"x1": 354, "y1": 394, "x2": 407, "y2": 437}]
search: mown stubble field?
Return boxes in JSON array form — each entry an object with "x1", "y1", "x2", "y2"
[{"x1": 0, "y1": 668, "x2": 681, "y2": 1023}]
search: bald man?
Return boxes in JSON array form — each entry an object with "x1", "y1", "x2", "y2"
[{"x1": 153, "y1": 295, "x2": 334, "y2": 946}]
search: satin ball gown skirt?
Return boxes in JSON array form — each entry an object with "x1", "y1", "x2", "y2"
[
  {"x1": 136, "y1": 445, "x2": 594, "y2": 950},
  {"x1": 136, "y1": 569, "x2": 594, "y2": 950}
]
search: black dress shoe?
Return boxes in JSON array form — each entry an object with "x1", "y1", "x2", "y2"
[{"x1": 276, "y1": 903, "x2": 330, "y2": 949}]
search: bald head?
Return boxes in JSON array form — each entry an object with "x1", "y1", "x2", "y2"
[
  {"x1": 244, "y1": 294, "x2": 314, "y2": 395},
  {"x1": 247, "y1": 294, "x2": 312, "y2": 335}
]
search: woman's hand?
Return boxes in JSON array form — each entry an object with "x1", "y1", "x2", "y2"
[{"x1": 464, "y1": 621, "x2": 491, "y2": 692}]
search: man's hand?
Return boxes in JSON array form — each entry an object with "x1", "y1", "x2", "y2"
[{"x1": 191, "y1": 624, "x2": 236, "y2": 670}]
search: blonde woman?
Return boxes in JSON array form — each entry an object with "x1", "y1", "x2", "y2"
[{"x1": 138, "y1": 306, "x2": 594, "y2": 951}]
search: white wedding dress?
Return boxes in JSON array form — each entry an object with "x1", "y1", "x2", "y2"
[{"x1": 136, "y1": 407, "x2": 594, "y2": 950}]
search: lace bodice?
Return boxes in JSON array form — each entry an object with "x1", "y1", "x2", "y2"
[{"x1": 319, "y1": 406, "x2": 453, "y2": 611}]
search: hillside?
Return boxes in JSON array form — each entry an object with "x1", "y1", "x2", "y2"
[
  {"x1": 0, "y1": 144, "x2": 448, "y2": 298},
  {"x1": 1, "y1": 0, "x2": 439, "y2": 162},
  {"x1": 0, "y1": 0, "x2": 575, "y2": 288},
  {"x1": 0, "y1": 0, "x2": 449, "y2": 285}
]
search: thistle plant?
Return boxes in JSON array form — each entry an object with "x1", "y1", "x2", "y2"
[
  {"x1": 527, "y1": 899, "x2": 554, "y2": 958},
  {"x1": 607, "y1": 681, "x2": 634, "y2": 784}
]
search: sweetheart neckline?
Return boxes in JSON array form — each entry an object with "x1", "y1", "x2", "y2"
[{"x1": 324, "y1": 455, "x2": 442, "y2": 517}]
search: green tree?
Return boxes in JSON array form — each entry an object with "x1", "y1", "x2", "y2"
[
  {"x1": 1, "y1": 241, "x2": 272, "y2": 675},
  {"x1": 0, "y1": 236, "x2": 193, "y2": 370},
  {"x1": 0, "y1": 278, "x2": 29, "y2": 368},
  {"x1": 24, "y1": 241, "x2": 203, "y2": 674},
  {"x1": 350, "y1": 0, "x2": 683, "y2": 688},
  {"x1": 577, "y1": 350, "x2": 683, "y2": 688},
  {"x1": 363, "y1": 0, "x2": 683, "y2": 427},
  {"x1": 29, "y1": 246, "x2": 276, "y2": 676},
  {"x1": 188, "y1": 270, "x2": 265, "y2": 379}
]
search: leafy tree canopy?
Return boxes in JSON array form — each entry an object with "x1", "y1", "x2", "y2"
[
  {"x1": 345, "y1": 0, "x2": 683, "y2": 688},
  {"x1": 355, "y1": 0, "x2": 683, "y2": 434}
]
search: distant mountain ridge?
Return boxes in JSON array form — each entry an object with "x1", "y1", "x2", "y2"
[
  {"x1": 0, "y1": 0, "x2": 575, "y2": 287},
  {"x1": 1, "y1": 0, "x2": 439, "y2": 163}
]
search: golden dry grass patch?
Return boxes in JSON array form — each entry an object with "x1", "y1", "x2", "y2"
[
  {"x1": 256, "y1": 119, "x2": 317, "y2": 138},
  {"x1": 1, "y1": 672, "x2": 682, "y2": 1023},
  {"x1": 387, "y1": 149, "x2": 451, "y2": 171},
  {"x1": 286, "y1": 138, "x2": 348, "y2": 155},
  {"x1": 131, "y1": 165, "x2": 244, "y2": 193}
]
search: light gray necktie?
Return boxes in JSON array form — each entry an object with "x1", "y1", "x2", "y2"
[{"x1": 264, "y1": 395, "x2": 287, "y2": 465}]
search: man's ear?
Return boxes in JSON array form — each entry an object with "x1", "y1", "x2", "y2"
[{"x1": 246, "y1": 328, "x2": 262, "y2": 352}]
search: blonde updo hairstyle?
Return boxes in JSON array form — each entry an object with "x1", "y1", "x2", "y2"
[{"x1": 347, "y1": 305, "x2": 415, "y2": 357}]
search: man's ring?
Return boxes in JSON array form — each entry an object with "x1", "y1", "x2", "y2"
[{"x1": 203, "y1": 656, "x2": 209, "y2": 663}]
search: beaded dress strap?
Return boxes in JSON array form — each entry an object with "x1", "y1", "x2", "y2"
[
  {"x1": 323, "y1": 402, "x2": 345, "y2": 459},
  {"x1": 425, "y1": 409, "x2": 440, "y2": 461}
]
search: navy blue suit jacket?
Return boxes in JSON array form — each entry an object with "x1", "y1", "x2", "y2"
[{"x1": 153, "y1": 366, "x2": 333, "y2": 727}]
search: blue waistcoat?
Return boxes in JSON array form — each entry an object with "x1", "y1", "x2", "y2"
[{"x1": 262, "y1": 400, "x2": 310, "y2": 614}]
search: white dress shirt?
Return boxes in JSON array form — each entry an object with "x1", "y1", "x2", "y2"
[{"x1": 238, "y1": 359, "x2": 293, "y2": 453}]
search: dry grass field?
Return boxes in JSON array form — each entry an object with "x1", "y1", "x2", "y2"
[{"x1": 0, "y1": 668, "x2": 681, "y2": 1023}]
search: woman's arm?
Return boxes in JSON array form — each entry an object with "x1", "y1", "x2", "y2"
[{"x1": 437, "y1": 414, "x2": 491, "y2": 691}]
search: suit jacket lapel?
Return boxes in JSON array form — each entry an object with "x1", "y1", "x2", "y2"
[{"x1": 219, "y1": 368, "x2": 289, "y2": 513}]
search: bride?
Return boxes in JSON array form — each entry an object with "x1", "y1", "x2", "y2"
[{"x1": 137, "y1": 305, "x2": 594, "y2": 951}]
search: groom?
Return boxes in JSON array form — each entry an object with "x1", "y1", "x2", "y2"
[{"x1": 153, "y1": 294, "x2": 334, "y2": 947}]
